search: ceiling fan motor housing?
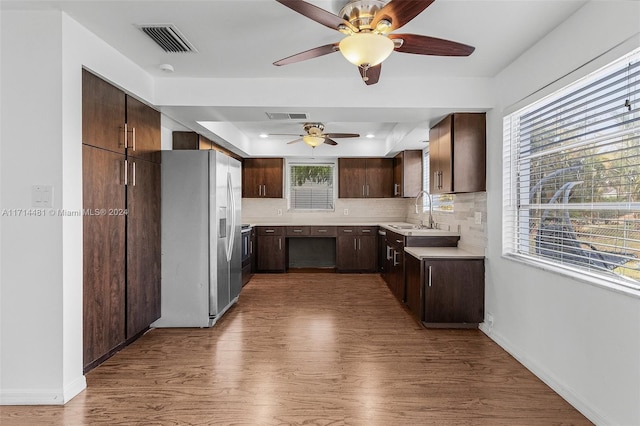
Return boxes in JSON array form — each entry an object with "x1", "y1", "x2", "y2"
[
  {"x1": 339, "y1": 0, "x2": 388, "y2": 31},
  {"x1": 303, "y1": 122, "x2": 325, "y2": 135}
]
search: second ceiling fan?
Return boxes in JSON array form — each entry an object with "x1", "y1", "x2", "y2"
[
  {"x1": 273, "y1": 122, "x2": 359, "y2": 147},
  {"x1": 273, "y1": 0, "x2": 475, "y2": 85}
]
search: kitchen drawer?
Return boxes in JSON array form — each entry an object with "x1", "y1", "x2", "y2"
[
  {"x1": 286, "y1": 226, "x2": 310, "y2": 236},
  {"x1": 358, "y1": 226, "x2": 378, "y2": 236},
  {"x1": 256, "y1": 226, "x2": 285, "y2": 236},
  {"x1": 310, "y1": 226, "x2": 337, "y2": 236},
  {"x1": 338, "y1": 226, "x2": 358, "y2": 235}
]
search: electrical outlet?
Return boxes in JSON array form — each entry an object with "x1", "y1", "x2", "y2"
[
  {"x1": 32, "y1": 185, "x2": 53, "y2": 208},
  {"x1": 474, "y1": 211, "x2": 482, "y2": 225},
  {"x1": 343, "y1": 209, "x2": 349, "y2": 216},
  {"x1": 277, "y1": 209, "x2": 282, "y2": 216}
]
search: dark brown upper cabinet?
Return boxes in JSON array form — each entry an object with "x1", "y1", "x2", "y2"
[
  {"x1": 429, "y1": 113, "x2": 486, "y2": 194},
  {"x1": 393, "y1": 150, "x2": 423, "y2": 198},
  {"x1": 242, "y1": 158, "x2": 284, "y2": 198},
  {"x1": 338, "y1": 157, "x2": 393, "y2": 198},
  {"x1": 172, "y1": 131, "x2": 213, "y2": 150}
]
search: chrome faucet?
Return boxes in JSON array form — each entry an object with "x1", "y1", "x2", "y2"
[{"x1": 415, "y1": 190, "x2": 434, "y2": 229}]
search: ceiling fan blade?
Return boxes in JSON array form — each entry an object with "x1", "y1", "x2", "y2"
[
  {"x1": 324, "y1": 133, "x2": 360, "y2": 138},
  {"x1": 275, "y1": 0, "x2": 357, "y2": 33},
  {"x1": 358, "y1": 64, "x2": 382, "y2": 85},
  {"x1": 323, "y1": 138, "x2": 338, "y2": 146},
  {"x1": 287, "y1": 138, "x2": 303, "y2": 144},
  {"x1": 273, "y1": 43, "x2": 340, "y2": 66},
  {"x1": 372, "y1": 0, "x2": 435, "y2": 32},
  {"x1": 390, "y1": 34, "x2": 475, "y2": 56}
]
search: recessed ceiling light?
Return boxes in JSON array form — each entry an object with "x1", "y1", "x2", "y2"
[
  {"x1": 259, "y1": 133, "x2": 268, "y2": 138},
  {"x1": 365, "y1": 133, "x2": 375, "y2": 138}
]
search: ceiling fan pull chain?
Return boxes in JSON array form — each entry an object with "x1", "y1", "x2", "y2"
[{"x1": 361, "y1": 64, "x2": 370, "y2": 82}]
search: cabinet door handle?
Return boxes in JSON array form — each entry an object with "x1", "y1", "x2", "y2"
[
  {"x1": 367, "y1": 185, "x2": 370, "y2": 196},
  {"x1": 354, "y1": 238, "x2": 357, "y2": 251},
  {"x1": 250, "y1": 240, "x2": 253, "y2": 254},
  {"x1": 123, "y1": 159, "x2": 129, "y2": 186},
  {"x1": 262, "y1": 184, "x2": 266, "y2": 197},
  {"x1": 123, "y1": 123, "x2": 128, "y2": 149},
  {"x1": 396, "y1": 239, "x2": 403, "y2": 244},
  {"x1": 428, "y1": 265, "x2": 432, "y2": 287},
  {"x1": 394, "y1": 183, "x2": 399, "y2": 196},
  {"x1": 362, "y1": 185, "x2": 365, "y2": 197},
  {"x1": 358, "y1": 238, "x2": 361, "y2": 250},
  {"x1": 131, "y1": 126, "x2": 136, "y2": 152},
  {"x1": 278, "y1": 238, "x2": 282, "y2": 251},
  {"x1": 393, "y1": 250, "x2": 399, "y2": 266},
  {"x1": 386, "y1": 245, "x2": 392, "y2": 260},
  {"x1": 131, "y1": 161, "x2": 136, "y2": 187}
]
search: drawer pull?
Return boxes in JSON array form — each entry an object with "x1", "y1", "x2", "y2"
[
  {"x1": 343, "y1": 229, "x2": 353, "y2": 233},
  {"x1": 362, "y1": 229, "x2": 371, "y2": 233},
  {"x1": 317, "y1": 229, "x2": 327, "y2": 233},
  {"x1": 265, "y1": 229, "x2": 275, "y2": 233},
  {"x1": 396, "y1": 239, "x2": 403, "y2": 243},
  {"x1": 293, "y1": 229, "x2": 302, "y2": 233}
]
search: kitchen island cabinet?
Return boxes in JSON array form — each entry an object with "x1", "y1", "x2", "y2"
[{"x1": 405, "y1": 248, "x2": 484, "y2": 328}]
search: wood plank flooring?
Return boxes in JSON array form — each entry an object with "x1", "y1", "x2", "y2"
[{"x1": 1, "y1": 274, "x2": 591, "y2": 425}]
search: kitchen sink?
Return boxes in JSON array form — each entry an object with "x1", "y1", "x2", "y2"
[{"x1": 389, "y1": 224, "x2": 429, "y2": 230}]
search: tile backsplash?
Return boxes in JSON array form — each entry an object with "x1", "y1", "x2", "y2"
[
  {"x1": 243, "y1": 192, "x2": 487, "y2": 252},
  {"x1": 405, "y1": 192, "x2": 487, "y2": 253}
]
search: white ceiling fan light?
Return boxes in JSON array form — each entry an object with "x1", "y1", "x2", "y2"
[
  {"x1": 338, "y1": 32, "x2": 394, "y2": 68},
  {"x1": 302, "y1": 135, "x2": 326, "y2": 147}
]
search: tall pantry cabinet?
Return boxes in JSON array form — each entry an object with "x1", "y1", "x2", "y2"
[{"x1": 82, "y1": 69, "x2": 161, "y2": 372}]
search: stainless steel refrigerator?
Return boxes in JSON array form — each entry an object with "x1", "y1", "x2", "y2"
[{"x1": 153, "y1": 150, "x2": 242, "y2": 327}]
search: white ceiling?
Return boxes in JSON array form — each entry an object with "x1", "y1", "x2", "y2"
[{"x1": 3, "y1": 0, "x2": 588, "y2": 157}]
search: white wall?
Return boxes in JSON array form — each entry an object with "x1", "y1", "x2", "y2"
[
  {"x1": 0, "y1": 10, "x2": 156, "y2": 404},
  {"x1": 485, "y1": 2, "x2": 640, "y2": 425}
]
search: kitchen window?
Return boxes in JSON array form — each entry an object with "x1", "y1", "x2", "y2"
[
  {"x1": 422, "y1": 147, "x2": 454, "y2": 212},
  {"x1": 503, "y1": 47, "x2": 640, "y2": 292},
  {"x1": 287, "y1": 162, "x2": 335, "y2": 211}
]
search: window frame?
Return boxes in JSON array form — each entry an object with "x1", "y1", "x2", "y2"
[
  {"x1": 502, "y1": 47, "x2": 640, "y2": 295},
  {"x1": 286, "y1": 158, "x2": 337, "y2": 212}
]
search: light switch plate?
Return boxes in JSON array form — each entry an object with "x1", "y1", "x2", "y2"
[
  {"x1": 474, "y1": 211, "x2": 482, "y2": 225},
  {"x1": 32, "y1": 185, "x2": 53, "y2": 208}
]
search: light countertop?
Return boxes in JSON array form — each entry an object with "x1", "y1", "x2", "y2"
[
  {"x1": 405, "y1": 246, "x2": 485, "y2": 260},
  {"x1": 244, "y1": 222, "x2": 460, "y2": 237}
]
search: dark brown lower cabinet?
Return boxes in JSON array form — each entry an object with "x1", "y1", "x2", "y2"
[
  {"x1": 256, "y1": 227, "x2": 286, "y2": 272},
  {"x1": 336, "y1": 227, "x2": 377, "y2": 272},
  {"x1": 126, "y1": 158, "x2": 161, "y2": 337},
  {"x1": 82, "y1": 145, "x2": 126, "y2": 369},
  {"x1": 405, "y1": 254, "x2": 484, "y2": 328}
]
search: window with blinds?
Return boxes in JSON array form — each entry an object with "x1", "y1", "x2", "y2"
[
  {"x1": 422, "y1": 147, "x2": 454, "y2": 211},
  {"x1": 288, "y1": 164, "x2": 335, "y2": 210},
  {"x1": 503, "y1": 47, "x2": 640, "y2": 291}
]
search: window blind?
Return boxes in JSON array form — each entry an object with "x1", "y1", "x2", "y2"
[
  {"x1": 289, "y1": 164, "x2": 334, "y2": 210},
  {"x1": 503, "y1": 47, "x2": 640, "y2": 290}
]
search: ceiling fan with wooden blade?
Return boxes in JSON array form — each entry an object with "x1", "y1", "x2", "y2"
[
  {"x1": 271, "y1": 123, "x2": 359, "y2": 147},
  {"x1": 273, "y1": 0, "x2": 475, "y2": 85}
]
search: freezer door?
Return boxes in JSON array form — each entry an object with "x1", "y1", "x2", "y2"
[{"x1": 229, "y1": 156, "x2": 242, "y2": 300}]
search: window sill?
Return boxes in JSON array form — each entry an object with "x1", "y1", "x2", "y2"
[{"x1": 502, "y1": 253, "x2": 640, "y2": 300}]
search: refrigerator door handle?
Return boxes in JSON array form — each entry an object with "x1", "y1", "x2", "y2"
[{"x1": 226, "y1": 171, "x2": 236, "y2": 262}]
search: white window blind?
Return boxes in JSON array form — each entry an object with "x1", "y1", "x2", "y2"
[
  {"x1": 422, "y1": 147, "x2": 454, "y2": 211},
  {"x1": 503, "y1": 47, "x2": 640, "y2": 291},
  {"x1": 289, "y1": 164, "x2": 334, "y2": 210}
]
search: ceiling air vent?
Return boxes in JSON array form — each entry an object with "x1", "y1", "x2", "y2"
[
  {"x1": 136, "y1": 24, "x2": 197, "y2": 53},
  {"x1": 266, "y1": 112, "x2": 309, "y2": 120}
]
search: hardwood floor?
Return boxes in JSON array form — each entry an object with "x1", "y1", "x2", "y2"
[{"x1": 1, "y1": 274, "x2": 590, "y2": 425}]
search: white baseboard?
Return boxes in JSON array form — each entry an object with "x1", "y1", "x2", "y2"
[
  {"x1": 0, "y1": 375, "x2": 86, "y2": 405},
  {"x1": 479, "y1": 324, "x2": 608, "y2": 425}
]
